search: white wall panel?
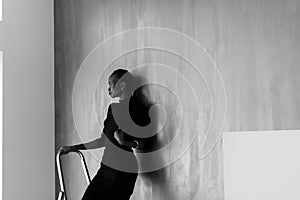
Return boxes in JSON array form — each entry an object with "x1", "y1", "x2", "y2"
[{"x1": 224, "y1": 130, "x2": 300, "y2": 200}]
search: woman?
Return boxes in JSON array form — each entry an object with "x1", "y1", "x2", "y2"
[{"x1": 60, "y1": 69, "x2": 146, "y2": 200}]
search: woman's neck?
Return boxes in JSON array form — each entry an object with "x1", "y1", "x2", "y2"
[{"x1": 119, "y1": 92, "x2": 131, "y2": 101}]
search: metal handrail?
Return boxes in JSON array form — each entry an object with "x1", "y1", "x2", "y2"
[{"x1": 56, "y1": 149, "x2": 91, "y2": 200}]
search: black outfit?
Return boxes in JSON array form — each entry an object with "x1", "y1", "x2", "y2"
[
  {"x1": 82, "y1": 97, "x2": 149, "y2": 200},
  {"x1": 81, "y1": 163, "x2": 137, "y2": 200}
]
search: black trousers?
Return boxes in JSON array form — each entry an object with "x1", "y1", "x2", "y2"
[{"x1": 82, "y1": 163, "x2": 138, "y2": 200}]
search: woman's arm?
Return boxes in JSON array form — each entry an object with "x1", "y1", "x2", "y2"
[
  {"x1": 114, "y1": 129, "x2": 143, "y2": 149},
  {"x1": 59, "y1": 133, "x2": 105, "y2": 154}
]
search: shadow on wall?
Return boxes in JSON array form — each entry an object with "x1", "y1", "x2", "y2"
[{"x1": 131, "y1": 74, "x2": 177, "y2": 200}]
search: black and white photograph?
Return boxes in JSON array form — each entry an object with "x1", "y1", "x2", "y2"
[{"x1": 1, "y1": 0, "x2": 300, "y2": 200}]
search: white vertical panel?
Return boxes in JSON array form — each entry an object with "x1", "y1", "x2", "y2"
[
  {"x1": 0, "y1": 0, "x2": 2, "y2": 21},
  {"x1": 223, "y1": 130, "x2": 300, "y2": 200},
  {"x1": 0, "y1": 51, "x2": 2, "y2": 200},
  {"x1": 2, "y1": 0, "x2": 54, "y2": 199}
]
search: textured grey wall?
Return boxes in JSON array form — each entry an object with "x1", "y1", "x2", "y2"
[
  {"x1": 0, "y1": 0, "x2": 54, "y2": 199},
  {"x1": 55, "y1": 0, "x2": 300, "y2": 200}
]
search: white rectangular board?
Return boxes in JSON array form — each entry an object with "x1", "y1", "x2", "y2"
[{"x1": 223, "y1": 130, "x2": 300, "y2": 200}]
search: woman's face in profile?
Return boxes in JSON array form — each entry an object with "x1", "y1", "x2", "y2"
[{"x1": 108, "y1": 75, "x2": 122, "y2": 98}]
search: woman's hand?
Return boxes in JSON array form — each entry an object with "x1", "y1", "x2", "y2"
[
  {"x1": 59, "y1": 146, "x2": 77, "y2": 154},
  {"x1": 114, "y1": 129, "x2": 126, "y2": 146},
  {"x1": 114, "y1": 129, "x2": 144, "y2": 149},
  {"x1": 134, "y1": 140, "x2": 144, "y2": 150}
]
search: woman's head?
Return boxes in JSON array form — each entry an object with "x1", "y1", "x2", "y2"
[{"x1": 108, "y1": 69, "x2": 134, "y2": 99}]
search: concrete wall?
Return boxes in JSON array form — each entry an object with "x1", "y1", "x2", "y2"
[
  {"x1": 0, "y1": 0, "x2": 54, "y2": 199},
  {"x1": 55, "y1": 0, "x2": 300, "y2": 199}
]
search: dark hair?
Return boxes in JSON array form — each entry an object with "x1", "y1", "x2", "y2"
[
  {"x1": 110, "y1": 69, "x2": 129, "y2": 79},
  {"x1": 110, "y1": 69, "x2": 134, "y2": 93}
]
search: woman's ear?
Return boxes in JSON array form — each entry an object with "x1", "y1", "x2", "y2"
[{"x1": 120, "y1": 82, "x2": 126, "y2": 91}]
